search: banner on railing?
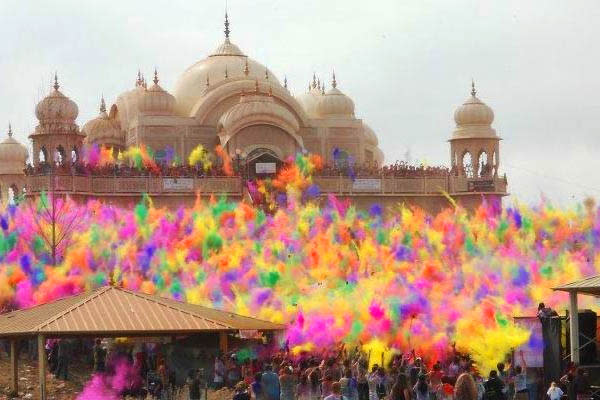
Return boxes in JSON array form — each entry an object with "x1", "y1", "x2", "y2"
[
  {"x1": 163, "y1": 178, "x2": 193, "y2": 190},
  {"x1": 352, "y1": 179, "x2": 381, "y2": 191},
  {"x1": 255, "y1": 163, "x2": 277, "y2": 174}
]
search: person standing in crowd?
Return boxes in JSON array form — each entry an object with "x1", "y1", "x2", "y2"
[
  {"x1": 296, "y1": 372, "x2": 311, "y2": 400},
  {"x1": 496, "y1": 363, "x2": 509, "y2": 400},
  {"x1": 55, "y1": 339, "x2": 70, "y2": 380},
  {"x1": 262, "y1": 364, "x2": 281, "y2": 400},
  {"x1": 214, "y1": 356, "x2": 226, "y2": 389},
  {"x1": 323, "y1": 372, "x2": 336, "y2": 398},
  {"x1": 355, "y1": 359, "x2": 369, "y2": 400},
  {"x1": 513, "y1": 352, "x2": 528, "y2": 400},
  {"x1": 574, "y1": 369, "x2": 590, "y2": 400},
  {"x1": 308, "y1": 361, "x2": 322, "y2": 400},
  {"x1": 413, "y1": 374, "x2": 430, "y2": 400},
  {"x1": 340, "y1": 368, "x2": 358, "y2": 400},
  {"x1": 454, "y1": 373, "x2": 478, "y2": 400},
  {"x1": 280, "y1": 366, "x2": 296, "y2": 400},
  {"x1": 368, "y1": 365, "x2": 382, "y2": 400},
  {"x1": 324, "y1": 382, "x2": 344, "y2": 400},
  {"x1": 484, "y1": 371, "x2": 505, "y2": 400},
  {"x1": 189, "y1": 369, "x2": 202, "y2": 400},
  {"x1": 93, "y1": 339, "x2": 106, "y2": 372},
  {"x1": 252, "y1": 372, "x2": 265, "y2": 400},
  {"x1": 375, "y1": 367, "x2": 388, "y2": 400},
  {"x1": 547, "y1": 382, "x2": 563, "y2": 400},
  {"x1": 390, "y1": 374, "x2": 411, "y2": 400}
]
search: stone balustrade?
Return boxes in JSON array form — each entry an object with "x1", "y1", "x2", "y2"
[{"x1": 25, "y1": 174, "x2": 506, "y2": 197}]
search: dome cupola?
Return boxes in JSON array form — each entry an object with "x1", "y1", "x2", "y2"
[
  {"x1": 0, "y1": 124, "x2": 28, "y2": 174},
  {"x1": 82, "y1": 97, "x2": 124, "y2": 148},
  {"x1": 452, "y1": 81, "x2": 498, "y2": 139},
  {"x1": 316, "y1": 72, "x2": 355, "y2": 118},
  {"x1": 138, "y1": 70, "x2": 176, "y2": 115},
  {"x1": 34, "y1": 74, "x2": 79, "y2": 133}
]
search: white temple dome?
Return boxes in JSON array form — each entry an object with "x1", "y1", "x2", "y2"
[
  {"x1": 316, "y1": 75, "x2": 355, "y2": 118},
  {"x1": 82, "y1": 98, "x2": 123, "y2": 147},
  {"x1": 295, "y1": 81, "x2": 322, "y2": 118},
  {"x1": 452, "y1": 83, "x2": 498, "y2": 139},
  {"x1": 173, "y1": 19, "x2": 281, "y2": 117},
  {"x1": 0, "y1": 125, "x2": 28, "y2": 174},
  {"x1": 362, "y1": 123, "x2": 378, "y2": 146},
  {"x1": 35, "y1": 75, "x2": 78, "y2": 123},
  {"x1": 454, "y1": 85, "x2": 494, "y2": 126},
  {"x1": 138, "y1": 72, "x2": 176, "y2": 115}
]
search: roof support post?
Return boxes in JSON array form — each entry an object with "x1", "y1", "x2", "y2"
[
  {"x1": 569, "y1": 291, "x2": 580, "y2": 364},
  {"x1": 38, "y1": 334, "x2": 47, "y2": 400},
  {"x1": 10, "y1": 338, "x2": 18, "y2": 396},
  {"x1": 219, "y1": 332, "x2": 228, "y2": 354}
]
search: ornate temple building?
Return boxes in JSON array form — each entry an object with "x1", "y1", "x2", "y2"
[{"x1": 0, "y1": 14, "x2": 507, "y2": 213}]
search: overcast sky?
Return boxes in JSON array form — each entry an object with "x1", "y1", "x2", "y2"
[{"x1": 1, "y1": 0, "x2": 599, "y2": 206}]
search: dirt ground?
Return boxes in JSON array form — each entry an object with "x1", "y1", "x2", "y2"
[
  {"x1": 0, "y1": 355, "x2": 237, "y2": 400},
  {"x1": 0, "y1": 354, "x2": 87, "y2": 399}
]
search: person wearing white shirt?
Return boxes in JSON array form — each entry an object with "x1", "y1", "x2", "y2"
[{"x1": 547, "y1": 382, "x2": 564, "y2": 400}]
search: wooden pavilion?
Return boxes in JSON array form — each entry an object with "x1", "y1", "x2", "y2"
[{"x1": 0, "y1": 286, "x2": 285, "y2": 399}]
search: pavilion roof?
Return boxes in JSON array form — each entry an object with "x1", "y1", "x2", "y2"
[
  {"x1": 552, "y1": 274, "x2": 600, "y2": 297},
  {"x1": 0, "y1": 286, "x2": 285, "y2": 337}
]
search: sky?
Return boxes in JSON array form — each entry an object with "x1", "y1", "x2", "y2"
[{"x1": 1, "y1": 0, "x2": 599, "y2": 206}]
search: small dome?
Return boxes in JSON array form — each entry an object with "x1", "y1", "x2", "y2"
[
  {"x1": 138, "y1": 72, "x2": 176, "y2": 115},
  {"x1": 362, "y1": 123, "x2": 378, "y2": 146},
  {"x1": 0, "y1": 125, "x2": 28, "y2": 175},
  {"x1": 452, "y1": 83, "x2": 498, "y2": 139},
  {"x1": 454, "y1": 84, "x2": 494, "y2": 126},
  {"x1": 316, "y1": 74, "x2": 355, "y2": 118},
  {"x1": 82, "y1": 98, "x2": 124, "y2": 147},
  {"x1": 35, "y1": 75, "x2": 78, "y2": 123},
  {"x1": 295, "y1": 81, "x2": 322, "y2": 118}
]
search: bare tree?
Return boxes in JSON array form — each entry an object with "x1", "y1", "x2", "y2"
[{"x1": 28, "y1": 165, "x2": 83, "y2": 265}]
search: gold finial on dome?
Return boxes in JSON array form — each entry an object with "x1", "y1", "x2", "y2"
[
  {"x1": 255, "y1": 79, "x2": 259, "y2": 93},
  {"x1": 7, "y1": 123, "x2": 12, "y2": 138},
  {"x1": 153, "y1": 68, "x2": 159, "y2": 85},
  {"x1": 224, "y1": 11, "x2": 230, "y2": 39},
  {"x1": 53, "y1": 72, "x2": 60, "y2": 91},
  {"x1": 243, "y1": 58, "x2": 249, "y2": 76},
  {"x1": 471, "y1": 79, "x2": 477, "y2": 97},
  {"x1": 332, "y1": 70, "x2": 337, "y2": 89},
  {"x1": 99, "y1": 96, "x2": 106, "y2": 113}
]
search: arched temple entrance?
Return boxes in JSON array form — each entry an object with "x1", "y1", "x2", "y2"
[{"x1": 246, "y1": 148, "x2": 283, "y2": 179}]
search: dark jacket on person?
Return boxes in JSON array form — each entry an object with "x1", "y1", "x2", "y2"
[{"x1": 484, "y1": 377, "x2": 505, "y2": 400}]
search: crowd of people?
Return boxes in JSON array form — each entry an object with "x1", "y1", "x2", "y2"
[
  {"x1": 314, "y1": 162, "x2": 453, "y2": 179},
  {"x1": 24, "y1": 161, "x2": 237, "y2": 178}
]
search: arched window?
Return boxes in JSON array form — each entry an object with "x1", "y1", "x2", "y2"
[
  {"x1": 8, "y1": 184, "x2": 17, "y2": 205},
  {"x1": 71, "y1": 147, "x2": 78, "y2": 163},
  {"x1": 493, "y1": 151, "x2": 498, "y2": 176},
  {"x1": 39, "y1": 147, "x2": 47, "y2": 164},
  {"x1": 55, "y1": 146, "x2": 65, "y2": 166},
  {"x1": 478, "y1": 151, "x2": 489, "y2": 177},
  {"x1": 462, "y1": 151, "x2": 473, "y2": 178},
  {"x1": 453, "y1": 151, "x2": 458, "y2": 167}
]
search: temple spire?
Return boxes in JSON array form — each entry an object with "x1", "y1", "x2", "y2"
[
  {"x1": 224, "y1": 12, "x2": 230, "y2": 39},
  {"x1": 7, "y1": 123, "x2": 12, "y2": 138},
  {"x1": 53, "y1": 72, "x2": 60, "y2": 91},
  {"x1": 243, "y1": 58, "x2": 249, "y2": 76},
  {"x1": 332, "y1": 70, "x2": 337, "y2": 89},
  {"x1": 100, "y1": 96, "x2": 106, "y2": 113},
  {"x1": 153, "y1": 68, "x2": 159, "y2": 85},
  {"x1": 471, "y1": 79, "x2": 477, "y2": 97}
]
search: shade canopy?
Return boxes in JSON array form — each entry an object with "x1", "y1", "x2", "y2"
[
  {"x1": 552, "y1": 274, "x2": 600, "y2": 297},
  {"x1": 0, "y1": 285, "x2": 285, "y2": 337}
]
